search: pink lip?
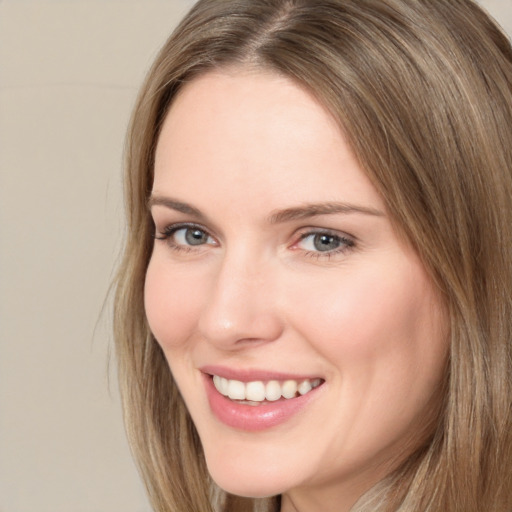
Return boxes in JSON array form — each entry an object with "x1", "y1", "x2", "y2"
[
  {"x1": 201, "y1": 368, "x2": 324, "y2": 432},
  {"x1": 200, "y1": 364, "x2": 321, "y2": 383}
]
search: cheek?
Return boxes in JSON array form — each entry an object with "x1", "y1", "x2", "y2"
[
  {"x1": 286, "y1": 260, "x2": 447, "y2": 462},
  {"x1": 289, "y1": 258, "x2": 447, "y2": 395},
  {"x1": 292, "y1": 269, "x2": 406, "y2": 350},
  {"x1": 144, "y1": 255, "x2": 204, "y2": 349}
]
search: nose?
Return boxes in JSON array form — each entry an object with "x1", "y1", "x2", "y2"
[{"x1": 197, "y1": 249, "x2": 284, "y2": 349}]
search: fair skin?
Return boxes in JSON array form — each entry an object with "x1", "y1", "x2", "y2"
[{"x1": 145, "y1": 69, "x2": 448, "y2": 512}]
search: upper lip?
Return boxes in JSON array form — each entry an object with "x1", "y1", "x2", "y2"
[{"x1": 200, "y1": 364, "x2": 323, "y2": 382}]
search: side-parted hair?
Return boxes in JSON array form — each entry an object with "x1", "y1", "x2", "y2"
[{"x1": 113, "y1": 1, "x2": 512, "y2": 510}]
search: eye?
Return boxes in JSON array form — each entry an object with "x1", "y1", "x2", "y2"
[
  {"x1": 296, "y1": 230, "x2": 355, "y2": 255},
  {"x1": 154, "y1": 223, "x2": 217, "y2": 250},
  {"x1": 174, "y1": 227, "x2": 212, "y2": 246}
]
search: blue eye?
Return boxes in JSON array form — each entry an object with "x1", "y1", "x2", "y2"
[
  {"x1": 298, "y1": 231, "x2": 354, "y2": 254},
  {"x1": 173, "y1": 227, "x2": 212, "y2": 246},
  {"x1": 154, "y1": 224, "x2": 216, "y2": 250}
]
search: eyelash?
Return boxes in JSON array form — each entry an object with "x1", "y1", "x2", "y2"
[
  {"x1": 153, "y1": 223, "x2": 216, "y2": 253},
  {"x1": 153, "y1": 222, "x2": 356, "y2": 259},
  {"x1": 295, "y1": 230, "x2": 355, "y2": 260}
]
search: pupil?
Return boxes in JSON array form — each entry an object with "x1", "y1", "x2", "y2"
[
  {"x1": 314, "y1": 234, "x2": 339, "y2": 252},
  {"x1": 185, "y1": 229, "x2": 207, "y2": 245}
]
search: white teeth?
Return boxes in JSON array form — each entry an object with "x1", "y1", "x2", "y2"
[
  {"x1": 246, "y1": 381, "x2": 265, "y2": 401},
  {"x1": 213, "y1": 375, "x2": 230, "y2": 396},
  {"x1": 212, "y1": 376, "x2": 322, "y2": 402},
  {"x1": 227, "y1": 379, "x2": 246, "y2": 400},
  {"x1": 220, "y1": 377, "x2": 229, "y2": 395},
  {"x1": 281, "y1": 380, "x2": 298, "y2": 399},
  {"x1": 311, "y1": 378, "x2": 322, "y2": 389},
  {"x1": 298, "y1": 380, "x2": 312, "y2": 395},
  {"x1": 265, "y1": 380, "x2": 282, "y2": 401}
]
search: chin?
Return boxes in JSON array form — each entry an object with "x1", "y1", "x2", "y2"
[{"x1": 205, "y1": 454, "x2": 294, "y2": 499}]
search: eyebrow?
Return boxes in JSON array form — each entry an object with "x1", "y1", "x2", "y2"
[
  {"x1": 148, "y1": 195, "x2": 384, "y2": 223},
  {"x1": 148, "y1": 196, "x2": 206, "y2": 220},
  {"x1": 268, "y1": 202, "x2": 385, "y2": 223}
]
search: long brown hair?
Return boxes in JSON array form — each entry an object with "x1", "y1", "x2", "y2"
[{"x1": 113, "y1": 1, "x2": 512, "y2": 510}]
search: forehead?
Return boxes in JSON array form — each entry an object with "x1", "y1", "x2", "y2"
[
  {"x1": 153, "y1": 70, "x2": 383, "y2": 213},
  {"x1": 156, "y1": 69, "x2": 342, "y2": 163}
]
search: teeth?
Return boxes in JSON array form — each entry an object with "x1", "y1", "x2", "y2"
[
  {"x1": 219, "y1": 377, "x2": 229, "y2": 395},
  {"x1": 227, "y1": 379, "x2": 245, "y2": 400},
  {"x1": 246, "y1": 381, "x2": 265, "y2": 401},
  {"x1": 212, "y1": 375, "x2": 322, "y2": 402},
  {"x1": 265, "y1": 380, "x2": 281, "y2": 401},
  {"x1": 282, "y1": 380, "x2": 298, "y2": 399},
  {"x1": 298, "y1": 380, "x2": 312, "y2": 395}
]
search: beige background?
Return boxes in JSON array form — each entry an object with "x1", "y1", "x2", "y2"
[{"x1": 0, "y1": 1, "x2": 510, "y2": 511}]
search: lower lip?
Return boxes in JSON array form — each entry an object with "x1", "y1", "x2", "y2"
[{"x1": 203, "y1": 374, "x2": 322, "y2": 431}]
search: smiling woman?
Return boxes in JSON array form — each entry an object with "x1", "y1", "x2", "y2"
[
  {"x1": 113, "y1": 1, "x2": 512, "y2": 511},
  {"x1": 145, "y1": 71, "x2": 448, "y2": 508}
]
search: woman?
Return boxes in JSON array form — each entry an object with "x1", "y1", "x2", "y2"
[{"x1": 113, "y1": 1, "x2": 512, "y2": 510}]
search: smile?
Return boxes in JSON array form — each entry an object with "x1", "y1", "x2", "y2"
[
  {"x1": 212, "y1": 375, "x2": 323, "y2": 404},
  {"x1": 202, "y1": 369, "x2": 325, "y2": 431}
]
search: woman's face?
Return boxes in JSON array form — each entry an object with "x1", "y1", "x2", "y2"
[{"x1": 145, "y1": 70, "x2": 448, "y2": 511}]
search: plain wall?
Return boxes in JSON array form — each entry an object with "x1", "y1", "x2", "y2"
[{"x1": 0, "y1": 1, "x2": 511, "y2": 511}]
